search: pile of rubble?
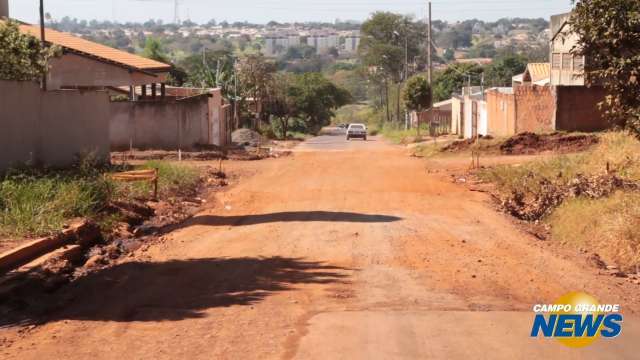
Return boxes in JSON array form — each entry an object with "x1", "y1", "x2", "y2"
[
  {"x1": 499, "y1": 173, "x2": 640, "y2": 221},
  {"x1": 232, "y1": 128, "x2": 266, "y2": 147}
]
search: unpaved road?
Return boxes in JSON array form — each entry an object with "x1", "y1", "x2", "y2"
[{"x1": 2, "y1": 130, "x2": 639, "y2": 359}]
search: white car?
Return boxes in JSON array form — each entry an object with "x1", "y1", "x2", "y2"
[{"x1": 346, "y1": 123, "x2": 367, "y2": 141}]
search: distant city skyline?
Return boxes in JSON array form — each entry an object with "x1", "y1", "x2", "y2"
[{"x1": 9, "y1": 0, "x2": 573, "y2": 25}]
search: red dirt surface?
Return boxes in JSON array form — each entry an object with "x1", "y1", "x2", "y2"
[{"x1": 1, "y1": 134, "x2": 638, "y2": 359}]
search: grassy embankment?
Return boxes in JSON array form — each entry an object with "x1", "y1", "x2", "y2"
[
  {"x1": 0, "y1": 160, "x2": 200, "y2": 239},
  {"x1": 479, "y1": 132, "x2": 640, "y2": 272}
]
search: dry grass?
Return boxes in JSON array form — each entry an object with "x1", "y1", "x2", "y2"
[
  {"x1": 549, "y1": 191, "x2": 640, "y2": 272},
  {"x1": 479, "y1": 132, "x2": 640, "y2": 194},
  {"x1": 479, "y1": 131, "x2": 640, "y2": 272}
]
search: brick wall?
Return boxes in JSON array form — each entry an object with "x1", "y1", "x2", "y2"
[
  {"x1": 555, "y1": 86, "x2": 607, "y2": 132},
  {"x1": 515, "y1": 86, "x2": 555, "y2": 133}
]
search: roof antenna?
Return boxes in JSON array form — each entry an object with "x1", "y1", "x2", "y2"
[{"x1": 173, "y1": 0, "x2": 180, "y2": 25}]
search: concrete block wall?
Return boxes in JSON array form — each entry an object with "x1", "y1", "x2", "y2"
[
  {"x1": 110, "y1": 96, "x2": 209, "y2": 151},
  {"x1": 0, "y1": 80, "x2": 110, "y2": 172}
]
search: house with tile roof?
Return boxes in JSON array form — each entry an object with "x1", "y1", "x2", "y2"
[
  {"x1": 1, "y1": 2, "x2": 232, "y2": 156},
  {"x1": 2, "y1": 2, "x2": 169, "y2": 94},
  {"x1": 513, "y1": 63, "x2": 551, "y2": 88},
  {"x1": 15, "y1": 23, "x2": 171, "y2": 95}
]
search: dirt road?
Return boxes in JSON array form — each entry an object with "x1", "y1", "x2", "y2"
[{"x1": 2, "y1": 130, "x2": 639, "y2": 359}]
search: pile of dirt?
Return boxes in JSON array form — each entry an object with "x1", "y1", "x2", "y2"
[
  {"x1": 440, "y1": 133, "x2": 598, "y2": 155},
  {"x1": 111, "y1": 149, "x2": 225, "y2": 162},
  {"x1": 232, "y1": 129, "x2": 266, "y2": 147},
  {"x1": 440, "y1": 135, "x2": 495, "y2": 152},
  {"x1": 500, "y1": 132, "x2": 599, "y2": 155},
  {"x1": 499, "y1": 173, "x2": 640, "y2": 221}
]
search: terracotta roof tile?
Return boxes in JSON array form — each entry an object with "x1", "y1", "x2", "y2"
[
  {"x1": 18, "y1": 24, "x2": 171, "y2": 72},
  {"x1": 526, "y1": 63, "x2": 551, "y2": 83}
]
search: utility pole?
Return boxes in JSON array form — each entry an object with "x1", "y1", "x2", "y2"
[
  {"x1": 426, "y1": 1, "x2": 433, "y2": 137},
  {"x1": 404, "y1": 25, "x2": 409, "y2": 130},
  {"x1": 233, "y1": 58, "x2": 239, "y2": 129},
  {"x1": 427, "y1": 1, "x2": 432, "y2": 86},
  {"x1": 173, "y1": 0, "x2": 180, "y2": 25},
  {"x1": 201, "y1": 47, "x2": 207, "y2": 89},
  {"x1": 39, "y1": 0, "x2": 47, "y2": 91}
]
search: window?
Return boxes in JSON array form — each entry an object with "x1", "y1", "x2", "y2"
[
  {"x1": 552, "y1": 53, "x2": 561, "y2": 69},
  {"x1": 562, "y1": 53, "x2": 572, "y2": 69},
  {"x1": 574, "y1": 56, "x2": 585, "y2": 71}
]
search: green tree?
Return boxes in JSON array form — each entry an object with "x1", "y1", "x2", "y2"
[
  {"x1": 359, "y1": 12, "x2": 422, "y2": 123},
  {"x1": 432, "y1": 63, "x2": 483, "y2": 102},
  {"x1": 0, "y1": 20, "x2": 60, "y2": 81},
  {"x1": 140, "y1": 37, "x2": 190, "y2": 86},
  {"x1": 570, "y1": 0, "x2": 640, "y2": 134},
  {"x1": 264, "y1": 73, "x2": 298, "y2": 139},
  {"x1": 403, "y1": 75, "x2": 432, "y2": 113},
  {"x1": 443, "y1": 48, "x2": 455, "y2": 62},
  {"x1": 484, "y1": 54, "x2": 527, "y2": 87},
  {"x1": 328, "y1": 68, "x2": 368, "y2": 102},
  {"x1": 403, "y1": 75, "x2": 432, "y2": 136},
  {"x1": 467, "y1": 43, "x2": 497, "y2": 59},
  {"x1": 237, "y1": 54, "x2": 277, "y2": 127},
  {"x1": 142, "y1": 37, "x2": 169, "y2": 63},
  {"x1": 291, "y1": 73, "x2": 352, "y2": 133}
]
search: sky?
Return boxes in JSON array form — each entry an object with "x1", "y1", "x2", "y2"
[{"x1": 9, "y1": 0, "x2": 574, "y2": 25}]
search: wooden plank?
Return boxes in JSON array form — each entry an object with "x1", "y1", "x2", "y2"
[
  {"x1": 0, "y1": 221, "x2": 102, "y2": 275},
  {"x1": 0, "y1": 233, "x2": 73, "y2": 275},
  {"x1": 110, "y1": 168, "x2": 159, "y2": 199}
]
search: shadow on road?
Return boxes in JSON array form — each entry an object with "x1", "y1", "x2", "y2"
[
  {"x1": 1, "y1": 257, "x2": 350, "y2": 326},
  {"x1": 186, "y1": 211, "x2": 402, "y2": 227}
]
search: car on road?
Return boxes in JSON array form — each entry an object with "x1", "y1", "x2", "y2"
[{"x1": 346, "y1": 123, "x2": 367, "y2": 141}]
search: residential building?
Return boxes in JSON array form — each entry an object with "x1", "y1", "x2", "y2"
[
  {"x1": 263, "y1": 32, "x2": 300, "y2": 57},
  {"x1": 550, "y1": 13, "x2": 585, "y2": 86},
  {"x1": 549, "y1": 12, "x2": 607, "y2": 131},
  {"x1": 455, "y1": 58, "x2": 493, "y2": 66},
  {"x1": 2, "y1": 7, "x2": 231, "y2": 165},
  {"x1": 307, "y1": 30, "x2": 339, "y2": 54},
  {"x1": 17, "y1": 23, "x2": 171, "y2": 93},
  {"x1": 343, "y1": 32, "x2": 360, "y2": 53},
  {"x1": 512, "y1": 63, "x2": 551, "y2": 88}
]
